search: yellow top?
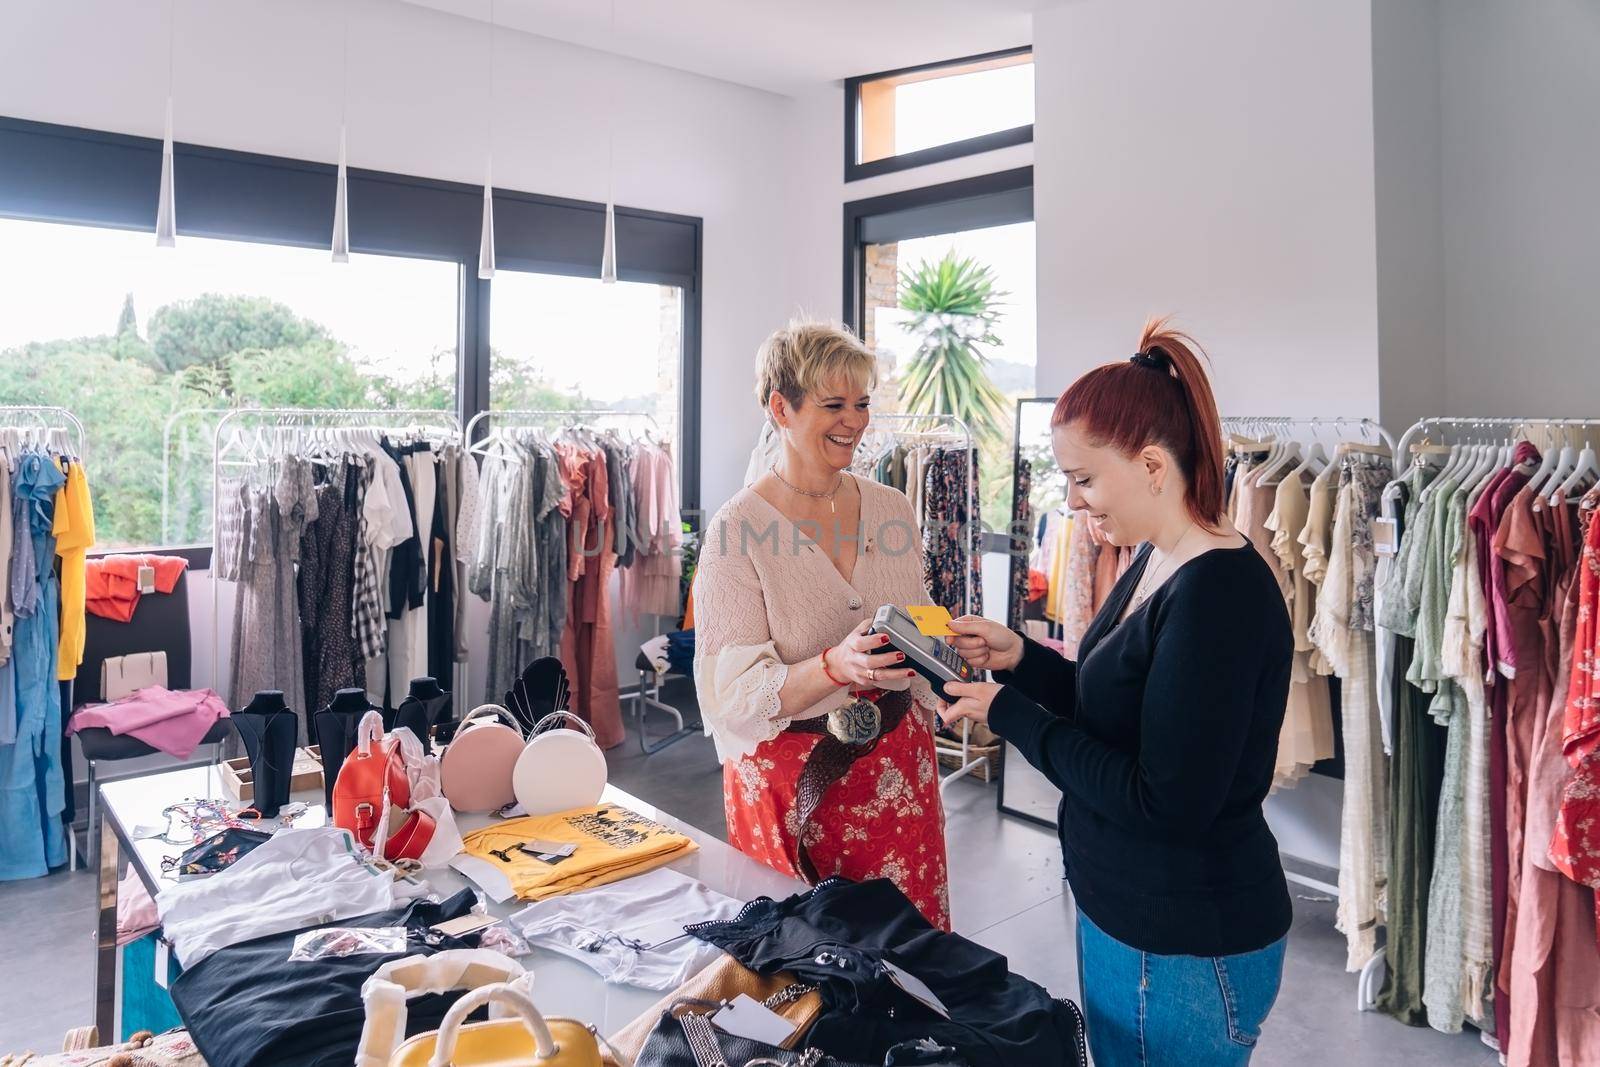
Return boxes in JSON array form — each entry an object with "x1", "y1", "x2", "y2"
[
  {"x1": 461, "y1": 803, "x2": 697, "y2": 902},
  {"x1": 53, "y1": 458, "x2": 96, "y2": 681}
]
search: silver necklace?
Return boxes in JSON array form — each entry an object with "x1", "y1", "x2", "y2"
[
  {"x1": 771, "y1": 465, "x2": 844, "y2": 513},
  {"x1": 1130, "y1": 524, "x2": 1201, "y2": 609}
]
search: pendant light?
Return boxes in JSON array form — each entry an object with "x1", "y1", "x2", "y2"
[
  {"x1": 477, "y1": 0, "x2": 497, "y2": 280},
  {"x1": 155, "y1": 0, "x2": 177, "y2": 247},
  {"x1": 331, "y1": 0, "x2": 351, "y2": 262},
  {"x1": 599, "y1": 0, "x2": 618, "y2": 283}
]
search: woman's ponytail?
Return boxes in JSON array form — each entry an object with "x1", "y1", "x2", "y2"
[{"x1": 1135, "y1": 317, "x2": 1225, "y2": 524}]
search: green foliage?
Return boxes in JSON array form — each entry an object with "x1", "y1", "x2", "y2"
[
  {"x1": 896, "y1": 251, "x2": 1012, "y2": 447},
  {"x1": 116, "y1": 292, "x2": 139, "y2": 339},
  {"x1": 148, "y1": 293, "x2": 331, "y2": 373},
  {"x1": 490, "y1": 349, "x2": 595, "y2": 411}
]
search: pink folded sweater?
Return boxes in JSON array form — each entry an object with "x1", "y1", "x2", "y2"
[{"x1": 70, "y1": 686, "x2": 230, "y2": 759}]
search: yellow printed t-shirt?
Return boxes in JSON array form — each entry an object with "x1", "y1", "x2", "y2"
[
  {"x1": 54, "y1": 458, "x2": 96, "y2": 681},
  {"x1": 461, "y1": 803, "x2": 697, "y2": 902}
]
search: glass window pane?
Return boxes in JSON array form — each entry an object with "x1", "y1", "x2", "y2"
[
  {"x1": 489, "y1": 272, "x2": 682, "y2": 459},
  {"x1": 858, "y1": 53, "x2": 1033, "y2": 165},
  {"x1": 864, "y1": 220, "x2": 1036, "y2": 525},
  {"x1": 0, "y1": 218, "x2": 458, "y2": 549}
]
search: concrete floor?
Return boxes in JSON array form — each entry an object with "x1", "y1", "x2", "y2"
[{"x1": 1, "y1": 684, "x2": 1498, "y2": 1065}]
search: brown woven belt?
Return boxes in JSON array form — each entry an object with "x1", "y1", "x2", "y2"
[{"x1": 783, "y1": 688, "x2": 912, "y2": 883}]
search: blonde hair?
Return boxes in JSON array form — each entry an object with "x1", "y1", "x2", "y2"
[{"x1": 754, "y1": 320, "x2": 877, "y2": 412}]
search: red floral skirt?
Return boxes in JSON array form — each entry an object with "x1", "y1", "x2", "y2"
[{"x1": 722, "y1": 705, "x2": 951, "y2": 930}]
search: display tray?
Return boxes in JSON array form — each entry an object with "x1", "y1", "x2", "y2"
[{"x1": 219, "y1": 745, "x2": 324, "y2": 803}]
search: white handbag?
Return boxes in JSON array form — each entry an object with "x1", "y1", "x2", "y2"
[
  {"x1": 512, "y1": 711, "x2": 608, "y2": 816},
  {"x1": 100, "y1": 651, "x2": 168, "y2": 702}
]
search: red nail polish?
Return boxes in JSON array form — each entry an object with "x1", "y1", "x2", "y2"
[{"x1": 896, "y1": 653, "x2": 905, "y2": 662}]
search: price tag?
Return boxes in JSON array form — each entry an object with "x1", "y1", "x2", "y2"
[
  {"x1": 1373, "y1": 517, "x2": 1398, "y2": 557},
  {"x1": 712, "y1": 994, "x2": 798, "y2": 1046},
  {"x1": 906, "y1": 604, "x2": 955, "y2": 637},
  {"x1": 154, "y1": 938, "x2": 171, "y2": 990},
  {"x1": 137, "y1": 564, "x2": 157, "y2": 593},
  {"x1": 881, "y1": 959, "x2": 949, "y2": 1018}
]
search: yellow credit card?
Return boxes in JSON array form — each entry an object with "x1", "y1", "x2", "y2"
[{"x1": 906, "y1": 604, "x2": 955, "y2": 637}]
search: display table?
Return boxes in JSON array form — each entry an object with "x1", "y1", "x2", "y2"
[{"x1": 93, "y1": 765, "x2": 801, "y2": 1039}]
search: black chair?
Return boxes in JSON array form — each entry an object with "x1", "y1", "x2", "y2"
[{"x1": 72, "y1": 565, "x2": 228, "y2": 868}]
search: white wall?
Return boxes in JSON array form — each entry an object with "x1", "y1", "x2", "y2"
[
  {"x1": 1372, "y1": 0, "x2": 1445, "y2": 433},
  {"x1": 1032, "y1": 0, "x2": 1381, "y2": 426},
  {"x1": 1437, "y1": 0, "x2": 1600, "y2": 417}
]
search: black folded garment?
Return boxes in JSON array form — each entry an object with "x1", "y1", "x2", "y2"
[
  {"x1": 687, "y1": 878, "x2": 1085, "y2": 1067},
  {"x1": 171, "y1": 890, "x2": 481, "y2": 1067}
]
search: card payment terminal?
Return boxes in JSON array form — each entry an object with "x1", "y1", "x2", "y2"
[{"x1": 868, "y1": 604, "x2": 978, "y2": 701}]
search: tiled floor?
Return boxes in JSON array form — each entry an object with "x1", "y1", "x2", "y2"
[{"x1": 1, "y1": 685, "x2": 1498, "y2": 1064}]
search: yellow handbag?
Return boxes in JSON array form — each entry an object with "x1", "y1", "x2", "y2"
[{"x1": 389, "y1": 983, "x2": 604, "y2": 1067}]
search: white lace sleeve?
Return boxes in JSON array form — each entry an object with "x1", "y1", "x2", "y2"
[{"x1": 694, "y1": 641, "x2": 791, "y2": 761}]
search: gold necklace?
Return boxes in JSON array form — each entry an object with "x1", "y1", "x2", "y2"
[
  {"x1": 771, "y1": 466, "x2": 844, "y2": 514},
  {"x1": 1130, "y1": 524, "x2": 1200, "y2": 608}
]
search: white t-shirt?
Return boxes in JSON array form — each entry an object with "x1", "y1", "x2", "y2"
[
  {"x1": 156, "y1": 827, "x2": 397, "y2": 967},
  {"x1": 505, "y1": 867, "x2": 742, "y2": 990}
]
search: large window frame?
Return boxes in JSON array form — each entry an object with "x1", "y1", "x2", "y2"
[
  {"x1": 0, "y1": 114, "x2": 705, "y2": 558},
  {"x1": 843, "y1": 165, "x2": 1033, "y2": 554},
  {"x1": 844, "y1": 46, "x2": 1033, "y2": 183}
]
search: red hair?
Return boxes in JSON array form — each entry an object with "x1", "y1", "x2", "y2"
[{"x1": 1051, "y1": 316, "x2": 1226, "y2": 526}]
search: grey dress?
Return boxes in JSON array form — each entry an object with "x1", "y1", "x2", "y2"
[{"x1": 230, "y1": 456, "x2": 317, "y2": 727}]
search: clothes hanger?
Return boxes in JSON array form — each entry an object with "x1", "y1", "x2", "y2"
[
  {"x1": 1554, "y1": 426, "x2": 1599, "y2": 504},
  {"x1": 1532, "y1": 424, "x2": 1577, "y2": 499}
]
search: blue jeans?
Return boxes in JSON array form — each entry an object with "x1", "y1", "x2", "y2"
[{"x1": 1075, "y1": 909, "x2": 1285, "y2": 1066}]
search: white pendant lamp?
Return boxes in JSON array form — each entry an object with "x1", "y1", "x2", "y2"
[
  {"x1": 332, "y1": 0, "x2": 350, "y2": 262},
  {"x1": 599, "y1": 0, "x2": 618, "y2": 283},
  {"x1": 477, "y1": 0, "x2": 497, "y2": 280},
  {"x1": 155, "y1": 0, "x2": 177, "y2": 248},
  {"x1": 156, "y1": 96, "x2": 177, "y2": 248},
  {"x1": 332, "y1": 126, "x2": 350, "y2": 262}
]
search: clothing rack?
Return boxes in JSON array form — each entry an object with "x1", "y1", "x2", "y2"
[
  {"x1": 0, "y1": 405, "x2": 87, "y2": 457},
  {"x1": 209, "y1": 407, "x2": 464, "y2": 707},
  {"x1": 1223, "y1": 415, "x2": 1397, "y2": 455},
  {"x1": 465, "y1": 409, "x2": 692, "y2": 754},
  {"x1": 1394, "y1": 415, "x2": 1600, "y2": 458},
  {"x1": 861, "y1": 413, "x2": 988, "y2": 792}
]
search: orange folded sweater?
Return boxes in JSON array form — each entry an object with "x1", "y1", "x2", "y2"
[{"x1": 85, "y1": 554, "x2": 189, "y2": 623}]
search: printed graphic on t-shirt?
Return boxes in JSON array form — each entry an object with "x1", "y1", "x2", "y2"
[{"x1": 566, "y1": 805, "x2": 678, "y2": 850}]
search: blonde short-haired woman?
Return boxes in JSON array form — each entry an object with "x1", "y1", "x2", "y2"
[{"x1": 692, "y1": 321, "x2": 950, "y2": 929}]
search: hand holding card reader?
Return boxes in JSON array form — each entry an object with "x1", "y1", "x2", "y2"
[{"x1": 869, "y1": 604, "x2": 977, "y2": 701}]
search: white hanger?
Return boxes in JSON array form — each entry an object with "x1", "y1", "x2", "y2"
[{"x1": 1553, "y1": 428, "x2": 1599, "y2": 504}]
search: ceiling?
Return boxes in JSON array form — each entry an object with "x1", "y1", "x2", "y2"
[{"x1": 395, "y1": 0, "x2": 1048, "y2": 97}]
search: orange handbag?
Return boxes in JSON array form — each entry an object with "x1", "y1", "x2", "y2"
[{"x1": 333, "y1": 711, "x2": 411, "y2": 850}]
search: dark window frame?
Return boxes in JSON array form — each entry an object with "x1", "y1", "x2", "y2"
[
  {"x1": 0, "y1": 114, "x2": 705, "y2": 553},
  {"x1": 843, "y1": 166, "x2": 1034, "y2": 555},
  {"x1": 844, "y1": 46, "x2": 1033, "y2": 183}
]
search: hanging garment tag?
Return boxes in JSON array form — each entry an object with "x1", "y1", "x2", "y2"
[
  {"x1": 137, "y1": 564, "x2": 157, "y2": 593},
  {"x1": 881, "y1": 959, "x2": 950, "y2": 1018},
  {"x1": 1373, "y1": 517, "x2": 1398, "y2": 557},
  {"x1": 522, "y1": 838, "x2": 577, "y2": 857},
  {"x1": 713, "y1": 994, "x2": 798, "y2": 1046},
  {"x1": 620, "y1": 916, "x2": 687, "y2": 949},
  {"x1": 906, "y1": 604, "x2": 955, "y2": 637},
  {"x1": 154, "y1": 938, "x2": 171, "y2": 990}
]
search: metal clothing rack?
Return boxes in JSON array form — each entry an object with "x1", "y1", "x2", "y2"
[
  {"x1": 0, "y1": 404, "x2": 87, "y2": 457},
  {"x1": 1222, "y1": 414, "x2": 1397, "y2": 455},
  {"x1": 860, "y1": 413, "x2": 988, "y2": 792},
  {"x1": 209, "y1": 407, "x2": 464, "y2": 708},
  {"x1": 464, "y1": 409, "x2": 693, "y2": 754}
]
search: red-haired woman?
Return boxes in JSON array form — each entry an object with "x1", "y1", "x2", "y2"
[{"x1": 941, "y1": 319, "x2": 1294, "y2": 1064}]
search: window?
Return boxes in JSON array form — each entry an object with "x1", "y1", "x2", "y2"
[
  {"x1": 845, "y1": 168, "x2": 1034, "y2": 535},
  {"x1": 846, "y1": 47, "x2": 1033, "y2": 182},
  {"x1": 0, "y1": 115, "x2": 705, "y2": 546},
  {"x1": 0, "y1": 217, "x2": 457, "y2": 549},
  {"x1": 489, "y1": 271, "x2": 684, "y2": 458}
]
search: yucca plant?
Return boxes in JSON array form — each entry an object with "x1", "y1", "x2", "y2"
[{"x1": 897, "y1": 251, "x2": 1010, "y2": 443}]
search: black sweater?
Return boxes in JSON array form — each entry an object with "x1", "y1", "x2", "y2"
[{"x1": 989, "y1": 540, "x2": 1295, "y2": 957}]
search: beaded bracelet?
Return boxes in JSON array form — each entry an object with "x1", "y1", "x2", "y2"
[{"x1": 819, "y1": 647, "x2": 848, "y2": 687}]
